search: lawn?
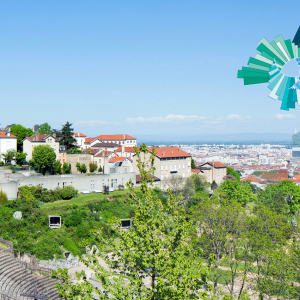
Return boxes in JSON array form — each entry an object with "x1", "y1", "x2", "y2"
[{"x1": 41, "y1": 188, "x2": 140, "y2": 210}]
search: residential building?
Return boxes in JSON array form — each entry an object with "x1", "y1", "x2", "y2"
[
  {"x1": 115, "y1": 146, "x2": 136, "y2": 158},
  {"x1": 132, "y1": 146, "x2": 192, "y2": 181},
  {"x1": 73, "y1": 133, "x2": 86, "y2": 148},
  {"x1": 109, "y1": 157, "x2": 133, "y2": 172},
  {"x1": 197, "y1": 161, "x2": 227, "y2": 185},
  {"x1": 59, "y1": 145, "x2": 67, "y2": 165},
  {"x1": 0, "y1": 132, "x2": 17, "y2": 163},
  {"x1": 82, "y1": 134, "x2": 137, "y2": 149},
  {"x1": 23, "y1": 133, "x2": 60, "y2": 161}
]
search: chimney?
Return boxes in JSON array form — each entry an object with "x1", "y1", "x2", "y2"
[
  {"x1": 36, "y1": 132, "x2": 40, "y2": 141},
  {"x1": 53, "y1": 132, "x2": 56, "y2": 138},
  {"x1": 26, "y1": 132, "x2": 28, "y2": 138},
  {"x1": 163, "y1": 150, "x2": 165, "y2": 156},
  {"x1": 179, "y1": 146, "x2": 181, "y2": 152},
  {"x1": 121, "y1": 145, "x2": 124, "y2": 157}
]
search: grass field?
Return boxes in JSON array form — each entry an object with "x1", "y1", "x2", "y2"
[{"x1": 41, "y1": 188, "x2": 140, "y2": 210}]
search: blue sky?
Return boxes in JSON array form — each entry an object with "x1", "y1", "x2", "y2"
[{"x1": 1, "y1": 0, "x2": 300, "y2": 138}]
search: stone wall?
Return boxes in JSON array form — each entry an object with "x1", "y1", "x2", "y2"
[{"x1": 66, "y1": 154, "x2": 93, "y2": 174}]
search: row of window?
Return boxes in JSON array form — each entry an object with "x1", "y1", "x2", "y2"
[{"x1": 160, "y1": 157, "x2": 187, "y2": 161}]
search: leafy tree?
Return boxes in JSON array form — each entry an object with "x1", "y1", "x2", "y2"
[
  {"x1": 191, "y1": 158, "x2": 196, "y2": 169},
  {"x1": 0, "y1": 190, "x2": 7, "y2": 205},
  {"x1": 10, "y1": 124, "x2": 34, "y2": 151},
  {"x1": 54, "y1": 160, "x2": 62, "y2": 174},
  {"x1": 72, "y1": 149, "x2": 82, "y2": 154},
  {"x1": 226, "y1": 167, "x2": 240, "y2": 181},
  {"x1": 98, "y1": 165, "x2": 103, "y2": 172},
  {"x1": 89, "y1": 162, "x2": 97, "y2": 173},
  {"x1": 76, "y1": 162, "x2": 81, "y2": 172},
  {"x1": 80, "y1": 163, "x2": 87, "y2": 173},
  {"x1": 211, "y1": 180, "x2": 218, "y2": 191},
  {"x1": 15, "y1": 152, "x2": 27, "y2": 165},
  {"x1": 2, "y1": 150, "x2": 16, "y2": 165},
  {"x1": 31, "y1": 145, "x2": 56, "y2": 175},
  {"x1": 182, "y1": 177, "x2": 195, "y2": 203},
  {"x1": 60, "y1": 122, "x2": 77, "y2": 151},
  {"x1": 190, "y1": 173, "x2": 207, "y2": 193},
  {"x1": 163, "y1": 174, "x2": 184, "y2": 200},
  {"x1": 60, "y1": 186, "x2": 77, "y2": 200},
  {"x1": 62, "y1": 162, "x2": 71, "y2": 174},
  {"x1": 53, "y1": 144, "x2": 208, "y2": 299},
  {"x1": 258, "y1": 180, "x2": 300, "y2": 215},
  {"x1": 38, "y1": 122, "x2": 52, "y2": 134}
]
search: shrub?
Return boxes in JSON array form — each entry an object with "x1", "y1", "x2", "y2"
[
  {"x1": 64, "y1": 210, "x2": 82, "y2": 227},
  {"x1": 80, "y1": 164, "x2": 87, "y2": 173},
  {"x1": 60, "y1": 186, "x2": 77, "y2": 200},
  {"x1": 0, "y1": 190, "x2": 7, "y2": 205},
  {"x1": 117, "y1": 185, "x2": 125, "y2": 191},
  {"x1": 98, "y1": 165, "x2": 103, "y2": 172},
  {"x1": 89, "y1": 162, "x2": 97, "y2": 173},
  {"x1": 62, "y1": 162, "x2": 71, "y2": 174}
]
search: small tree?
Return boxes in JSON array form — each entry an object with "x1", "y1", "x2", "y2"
[
  {"x1": 54, "y1": 160, "x2": 62, "y2": 174},
  {"x1": 2, "y1": 150, "x2": 16, "y2": 165},
  {"x1": 80, "y1": 163, "x2": 87, "y2": 173},
  {"x1": 31, "y1": 145, "x2": 56, "y2": 175},
  {"x1": 76, "y1": 162, "x2": 81, "y2": 173},
  {"x1": 182, "y1": 177, "x2": 195, "y2": 203},
  {"x1": 163, "y1": 174, "x2": 184, "y2": 200},
  {"x1": 191, "y1": 158, "x2": 196, "y2": 169},
  {"x1": 60, "y1": 186, "x2": 77, "y2": 200},
  {"x1": 0, "y1": 190, "x2": 7, "y2": 205},
  {"x1": 211, "y1": 180, "x2": 218, "y2": 191},
  {"x1": 62, "y1": 162, "x2": 71, "y2": 174},
  {"x1": 89, "y1": 162, "x2": 97, "y2": 173},
  {"x1": 10, "y1": 124, "x2": 34, "y2": 152},
  {"x1": 98, "y1": 165, "x2": 103, "y2": 172},
  {"x1": 38, "y1": 122, "x2": 52, "y2": 134},
  {"x1": 15, "y1": 152, "x2": 27, "y2": 165},
  {"x1": 60, "y1": 122, "x2": 77, "y2": 151},
  {"x1": 103, "y1": 185, "x2": 109, "y2": 194}
]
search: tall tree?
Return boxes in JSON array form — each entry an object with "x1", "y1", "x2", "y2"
[
  {"x1": 38, "y1": 122, "x2": 52, "y2": 134},
  {"x1": 31, "y1": 145, "x2": 56, "y2": 175},
  {"x1": 191, "y1": 158, "x2": 196, "y2": 169},
  {"x1": 52, "y1": 144, "x2": 208, "y2": 299},
  {"x1": 15, "y1": 152, "x2": 27, "y2": 165},
  {"x1": 226, "y1": 167, "x2": 240, "y2": 181},
  {"x1": 10, "y1": 124, "x2": 34, "y2": 152},
  {"x1": 59, "y1": 122, "x2": 77, "y2": 150}
]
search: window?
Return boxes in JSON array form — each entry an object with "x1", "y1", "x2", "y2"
[
  {"x1": 161, "y1": 166, "x2": 163, "y2": 170},
  {"x1": 179, "y1": 165, "x2": 180, "y2": 170},
  {"x1": 183, "y1": 173, "x2": 185, "y2": 177},
  {"x1": 166, "y1": 166, "x2": 168, "y2": 170},
  {"x1": 166, "y1": 175, "x2": 168, "y2": 179},
  {"x1": 170, "y1": 165, "x2": 172, "y2": 171},
  {"x1": 183, "y1": 164, "x2": 185, "y2": 169}
]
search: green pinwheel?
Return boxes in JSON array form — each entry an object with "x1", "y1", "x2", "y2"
[{"x1": 238, "y1": 27, "x2": 300, "y2": 111}]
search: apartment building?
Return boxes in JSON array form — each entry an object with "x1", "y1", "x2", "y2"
[
  {"x1": 23, "y1": 133, "x2": 60, "y2": 161},
  {"x1": 0, "y1": 132, "x2": 17, "y2": 162},
  {"x1": 73, "y1": 133, "x2": 86, "y2": 148},
  {"x1": 132, "y1": 146, "x2": 191, "y2": 181},
  {"x1": 197, "y1": 161, "x2": 227, "y2": 185}
]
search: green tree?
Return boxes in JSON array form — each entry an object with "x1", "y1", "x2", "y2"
[
  {"x1": 10, "y1": 124, "x2": 34, "y2": 151},
  {"x1": 190, "y1": 173, "x2": 207, "y2": 193},
  {"x1": 60, "y1": 186, "x2": 77, "y2": 200},
  {"x1": 31, "y1": 145, "x2": 56, "y2": 175},
  {"x1": 60, "y1": 122, "x2": 77, "y2": 151},
  {"x1": 226, "y1": 167, "x2": 240, "y2": 181},
  {"x1": 89, "y1": 162, "x2": 97, "y2": 173},
  {"x1": 15, "y1": 152, "x2": 27, "y2": 165},
  {"x1": 252, "y1": 170, "x2": 263, "y2": 176},
  {"x1": 80, "y1": 163, "x2": 87, "y2": 173},
  {"x1": 0, "y1": 190, "x2": 7, "y2": 205},
  {"x1": 62, "y1": 162, "x2": 71, "y2": 174},
  {"x1": 191, "y1": 158, "x2": 196, "y2": 169},
  {"x1": 52, "y1": 144, "x2": 208, "y2": 299},
  {"x1": 38, "y1": 122, "x2": 52, "y2": 134},
  {"x1": 54, "y1": 160, "x2": 62, "y2": 174},
  {"x1": 211, "y1": 180, "x2": 218, "y2": 191},
  {"x1": 182, "y1": 176, "x2": 195, "y2": 203},
  {"x1": 98, "y1": 165, "x2": 103, "y2": 172},
  {"x1": 2, "y1": 150, "x2": 16, "y2": 165}
]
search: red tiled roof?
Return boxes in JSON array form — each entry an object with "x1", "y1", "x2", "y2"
[
  {"x1": 136, "y1": 174, "x2": 160, "y2": 183},
  {"x1": 82, "y1": 148, "x2": 99, "y2": 155},
  {"x1": 200, "y1": 161, "x2": 227, "y2": 168},
  {"x1": 74, "y1": 133, "x2": 86, "y2": 137},
  {"x1": 96, "y1": 134, "x2": 136, "y2": 141},
  {"x1": 241, "y1": 175, "x2": 263, "y2": 183},
  {"x1": 192, "y1": 169, "x2": 201, "y2": 173},
  {"x1": 261, "y1": 169, "x2": 289, "y2": 182},
  {"x1": 94, "y1": 150, "x2": 113, "y2": 157},
  {"x1": 0, "y1": 132, "x2": 17, "y2": 138},
  {"x1": 153, "y1": 147, "x2": 190, "y2": 158},
  {"x1": 116, "y1": 146, "x2": 136, "y2": 153},
  {"x1": 109, "y1": 157, "x2": 127, "y2": 163},
  {"x1": 27, "y1": 134, "x2": 58, "y2": 142}
]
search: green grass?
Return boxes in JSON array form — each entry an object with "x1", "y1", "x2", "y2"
[{"x1": 41, "y1": 188, "x2": 140, "y2": 210}]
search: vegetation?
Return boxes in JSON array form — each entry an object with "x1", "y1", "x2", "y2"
[
  {"x1": 10, "y1": 124, "x2": 34, "y2": 151},
  {"x1": 53, "y1": 160, "x2": 62, "y2": 174},
  {"x1": 191, "y1": 158, "x2": 196, "y2": 169},
  {"x1": 89, "y1": 162, "x2": 97, "y2": 173},
  {"x1": 38, "y1": 122, "x2": 52, "y2": 134},
  {"x1": 62, "y1": 162, "x2": 71, "y2": 174},
  {"x1": 226, "y1": 166, "x2": 240, "y2": 181},
  {"x1": 31, "y1": 144, "x2": 56, "y2": 174},
  {"x1": 76, "y1": 163, "x2": 87, "y2": 173},
  {"x1": 59, "y1": 122, "x2": 77, "y2": 151},
  {"x1": 0, "y1": 190, "x2": 7, "y2": 205}
]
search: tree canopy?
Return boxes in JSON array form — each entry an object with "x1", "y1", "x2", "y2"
[
  {"x1": 226, "y1": 167, "x2": 240, "y2": 181},
  {"x1": 59, "y1": 122, "x2": 77, "y2": 150},
  {"x1": 31, "y1": 145, "x2": 56, "y2": 174},
  {"x1": 38, "y1": 122, "x2": 52, "y2": 134},
  {"x1": 10, "y1": 124, "x2": 34, "y2": 152}
]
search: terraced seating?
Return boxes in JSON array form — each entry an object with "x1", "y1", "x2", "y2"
[{"x1": 0, "y1": 252, "x2": 60, "y2": 299}]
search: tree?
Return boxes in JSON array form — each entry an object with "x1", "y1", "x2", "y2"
[
  {"x1": 98, "y1": 165, "x2": 103, "y2": 172},
  {"x1": 163, "y1": 174, "x2": 184, "y2": 200},
  {"x1": 52, "y1": 144, "x2": 208, "y2": 299},
  {"x1": 60, "y1": 122, "x2": 77, "y2": 151},
  {"x1": 89, "y1": 162, "x2": 97, "y2": 173},
  {"x1": 190, "y1": 173, "x2": 207, "y2": 193},
  {"x1": 15, "y1": 152, "x2": 27, "y2": 165},
  {"x1": 211, "y1": 180, "x2": 218, "y2": 191},
  {"x1": 10, "y1": 124, "x2": 34, "y2": 152},
  {"x1": 182, "y1": 177, "x2": 195, "y2": 203},
  {"x1": 80, "y1": 163, "x2": 87, "y2": 173},
  {"x1": 226, "y1": 167, "x2": 240, "y2": 181},
  {"x1": 62, "y1": 162, "x2": 71, "y2": 174},
  {"x1": 191, "y1": 158, "x2": 196, "y2": 169},
  {"x1": 53, "y1": 160, "x2": 62, "y2": 174},
  {"x1": 2, "y1": 150, "x2": 16, "y2": 165},
  {"x1": 60, "y1": 186, "x2": 77, "y2": 200},
  {"x1": 38, "y1": 122, "x2": 52, "y2": 134},
  {"x1": 0, "y1": 190, "x2": 7, "y2": 205},
  {"x1": 31, "y1": 145, "x2": 56, "y2": 175}
]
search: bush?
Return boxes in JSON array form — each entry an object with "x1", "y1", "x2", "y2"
[
  {"x1": 60, "y1": 186, "x2": 77, "y2": 200},
  {"x1": 62, "y1": 162, "x2": 71, "y2": 174},
  {"x1": 89, "y1": 162, "x2": 97, "y2": 173},
  {"x1": 98, "y1": 165, "x2": 103, "y2": 172},
  {"x1": 117, "y1": 185, "x2": 125, "y2": 191},
  {"x1": 0, "y1": 190, "x2": 7, "y2": 205}
]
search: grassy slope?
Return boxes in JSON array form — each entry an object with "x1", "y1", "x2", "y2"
[{"x1": 41, "y1": 188, "x2": 140, "y2": 210}]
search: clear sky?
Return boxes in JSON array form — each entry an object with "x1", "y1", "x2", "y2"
[{"x1": 1, "y1": 0, "x2": 300, "y2": 138}]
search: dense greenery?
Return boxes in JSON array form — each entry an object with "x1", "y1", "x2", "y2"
[
  {"x1": 226, "y1": 167, "x2": 240, "y2": 181},
  {"x1": 38, "y1": 122, "x2": 52, "y2": 134},
  {"x1": 59, "y1": 122, "x2": 77, "y2": 151},
  {"x1": 10, "y1": 124, "x2": 34, "y2": 151},
  {"x1": 31, "y1": 144, "x2": 56, "y2": 174}
]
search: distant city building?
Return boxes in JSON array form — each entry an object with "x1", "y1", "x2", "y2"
[{"x1": 32, "y1": 124, "x2": 39, "y2": 133}]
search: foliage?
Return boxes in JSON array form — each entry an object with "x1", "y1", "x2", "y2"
[
  {"x1": 60, "y1": 122, "x2": 77, "y2": 151},
  {"x1": 117, "y1": 184, "x2": 124, "y2": 191},
  {"x1": 31, "y1": 144, "x2": 56, "y2": 174},
  {"x1": 211, "y1": 180, "x2": 218, "y2": 191},
  {"x1": 98, "y1": 165, "x2": 103, "y2": 172},
  {"x1": 60, "y1": 186, "x2": 77, "y2": 200},
  {"x1": 10, "y1": 124, "x2": 34, "y2": 151},
  {"x1": 191, "y1": 158, "x2": 196, "y2": 169},
  {"x1": 0, "y1": 190, "x2": 7, "y2": 205},
  {"x1": 53, "y1": 144, "x2": 208, "y2": 299},
  {"x1": 163, "y1": 174, "x2": 184, "y2": 200},
  {"x1": 182, "y1": 176, "x2": 195, "y2": 202},
  {"x1": 38, "y1": 122, "x2": 52, "y2": 134},
  {"x1": 72, "y1": 149, "x2": 82, "y2": 154},
  {"x1": 62, "y1": 162, "x2": 71, "y2": 174},
  {"x1": 252, "y1": 170, "x2": 263, "y2": 176},
  {"x1": 54, "y1": 160, "x2": 62, "y2": 174},
  {"x1": 76, "y1": 163, "x2": 86, "y2": 173},
  {"x1": 226, "y1": 167, "x2": 240, "y2": 181},
  {"x1": 190, "y1": 173, "x2": 207, "y2": 193},
  {"x1": 1, "y1": 150, "x2": 15, "y2": 165},
  {"x1": 89, "y1": 162, "x2": 97, "y2": 173},
  {"x1": 257, "y1": 180, "x2": 300, "y2": 215},
  {"x1": 15, "y1": 152, "x2": 27, "y2": 165}
]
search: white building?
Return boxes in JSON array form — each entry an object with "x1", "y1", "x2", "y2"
[
  {"x1": 73, "y1": 133, "x2": 86, "y2": 148},
  {"x1": 0, "y1": 132, "x2": 17, "y2": 162}
]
